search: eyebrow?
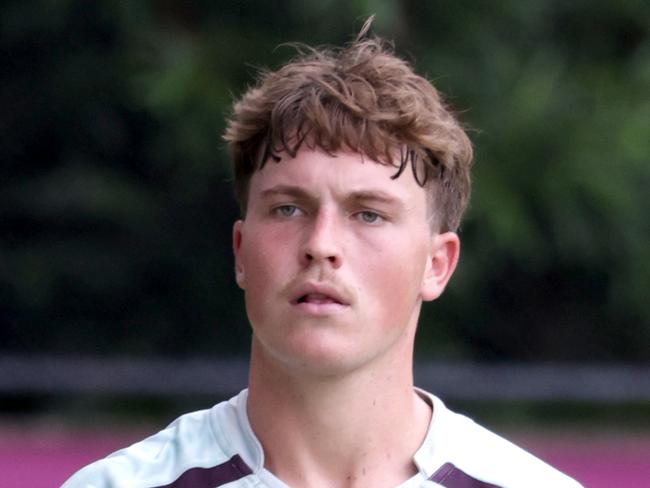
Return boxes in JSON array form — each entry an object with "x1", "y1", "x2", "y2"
[
  {"x1": 260, "y1": 185, "x2": 404, "y2": 208},
  {"x1": 260, "y1": 185, "x2": 313, "y2": 200},
  {"x1": 347, "y1": 190, "x2": 402, "y2": 207}
]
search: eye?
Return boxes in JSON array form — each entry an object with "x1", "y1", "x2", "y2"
[
  {"x1": 357, "y1": 210, "x2": 383, "y2": 224},
  {"x1": 274, "y1": 204, "x2": 301, "y2": 217}
]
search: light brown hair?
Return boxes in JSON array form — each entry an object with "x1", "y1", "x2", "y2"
[{"x1": 224, "y1": 22, "x2": 473, "y2": 232}]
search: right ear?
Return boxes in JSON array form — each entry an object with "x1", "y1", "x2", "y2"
[{"x1": 233, "y1": 220, "x2": 246, "y2": 289}]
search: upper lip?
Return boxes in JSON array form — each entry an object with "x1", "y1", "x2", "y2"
[{"x1": 290, "y1": 282, "x2": 350, "y2": 306}]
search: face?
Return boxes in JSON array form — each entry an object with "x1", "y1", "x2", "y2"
[{"x1": 233, "y1": 149, "x2": 459, "y2": 376}]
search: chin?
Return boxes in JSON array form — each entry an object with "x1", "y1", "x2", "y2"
[
  {"x1": 288, "y1": 355, "x2": 365, "y2": 378},
  {"x1": 263, "y1": 338, "x2": 366, "y2": 377}
]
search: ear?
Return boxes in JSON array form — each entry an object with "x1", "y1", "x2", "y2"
[
  {"x1": 232, "y1": 220, "x2": 246, "y2": 289},
  {"x1": 421, "y1": 232, "x2": 460, "y2": 302}
]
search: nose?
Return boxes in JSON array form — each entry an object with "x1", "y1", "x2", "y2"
[{"x1": 300, "y1": 210, "x2": 343, "y2": 269}]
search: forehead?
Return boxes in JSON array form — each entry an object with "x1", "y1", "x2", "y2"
[{"x1": 249, "y1": 149, "x2": 429, "y2": 205}]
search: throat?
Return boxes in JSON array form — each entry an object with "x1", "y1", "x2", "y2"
[{"x1": 249, "y1": 387, "x2": 429, "y2": 488}]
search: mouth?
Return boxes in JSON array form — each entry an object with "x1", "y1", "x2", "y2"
[
  {"x1": 296, "y1": 293, "x2": 344, "y2": 306},
  {"x1": 290, "y1": 283, "x2": 350, "y2": 310}
]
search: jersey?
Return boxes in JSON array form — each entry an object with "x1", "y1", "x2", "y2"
[{"x1": 61, "y1": 389, "x2": 583, "y2": 488}]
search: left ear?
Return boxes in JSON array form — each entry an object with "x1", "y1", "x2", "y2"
[{"x1": 421, "y1": 232, "x2": 460, "y2": 302}]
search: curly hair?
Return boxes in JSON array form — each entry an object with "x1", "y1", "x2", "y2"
[{"x1": 223, "y1": 26, "x2": 473, "y2": 232}]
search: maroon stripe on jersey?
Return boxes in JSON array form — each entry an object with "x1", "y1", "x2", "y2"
[
  {"x1": 152, "y1": 454, "x2": 253, "y2": 488},
  {"x1": 430, "y1": 462, "x2": 502, "y2": 488}
]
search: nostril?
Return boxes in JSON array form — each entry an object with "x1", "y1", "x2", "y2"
[{"x1": 301, "y1": 245, "x2": 340, "y2": 266}]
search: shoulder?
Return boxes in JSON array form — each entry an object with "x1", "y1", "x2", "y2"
[
  {"x1": 60, "y1": 400, "x2": 252, "y2": 488},
  {"x1": 420, "y1": 391, "x2": 583, "y2": 488}
]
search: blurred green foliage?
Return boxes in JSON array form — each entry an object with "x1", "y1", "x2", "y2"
[{"x1": 1, "y1": 0, "x2": 649, "y2": 360}]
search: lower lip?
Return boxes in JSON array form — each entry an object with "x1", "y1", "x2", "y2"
[{"x1": 293, "y1": 301, "x2": 348, "y2": 315}]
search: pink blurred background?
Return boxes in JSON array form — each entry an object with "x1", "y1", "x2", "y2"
[{"x1": 3, "y1": 424, "x2": 649, "y2": 488}]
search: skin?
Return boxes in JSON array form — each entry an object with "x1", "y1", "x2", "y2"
[{"x1": 233, "y1": 149, "x2": 460, "y2": 488}]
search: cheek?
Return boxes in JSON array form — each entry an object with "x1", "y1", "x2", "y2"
[
  {"x1": 239, "y1": 228, "x2": 293, "y2": 315},
  {"x1": 241, "y1": 249, "x2": 278, "y2": 298},
  {"x1": 241, "y1": 226, "x2": 287, "y2": 276},
  {"x1": 363, "y1": 255, "x2": 422, "y2": 303},
  {"x1": 362, "y1": 247, "x2": 427, "y2": 318}
]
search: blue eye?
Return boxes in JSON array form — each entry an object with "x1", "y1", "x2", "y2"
[
  {"x1": 276, "y1": 205, "x2": 299, "y2": 217},
  {"x1": 359, "y1": 211, "x2": 381, "y2": 223}
]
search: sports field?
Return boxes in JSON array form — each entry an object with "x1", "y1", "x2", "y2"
[{"x1": 3, "y1": 424, "x2": 649, "y2": 488}]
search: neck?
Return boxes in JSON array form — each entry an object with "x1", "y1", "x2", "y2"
[{"x1": 247, "y1": 337, "x2": 431, "y2": 488}]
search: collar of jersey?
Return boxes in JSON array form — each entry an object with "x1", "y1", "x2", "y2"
[{"x1": 212, "y1": 387, "x2": 450, "y2": 480}]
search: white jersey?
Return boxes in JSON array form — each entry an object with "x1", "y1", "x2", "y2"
[{"x1": 61, "y1": 389, "x2": 583, "y2": 488}]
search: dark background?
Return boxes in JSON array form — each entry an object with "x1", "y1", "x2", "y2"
[{"x1": 2, "y1": 0, "x2": 649, "y2": 362}]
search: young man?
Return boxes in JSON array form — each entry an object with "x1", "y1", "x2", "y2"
[{"x1": 62, "y1": 25, "x2": 583, "y2": 488}]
